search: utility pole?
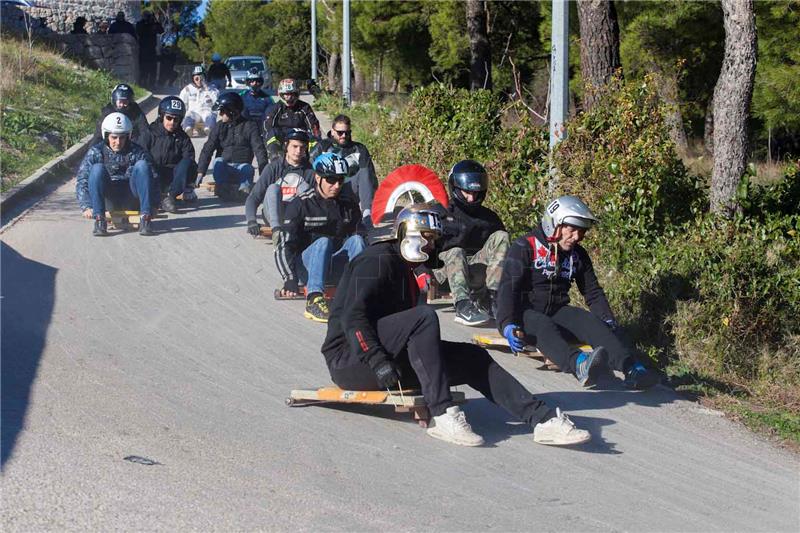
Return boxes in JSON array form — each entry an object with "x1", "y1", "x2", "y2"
[
  {"x1": 311, "y1": 0, "x2": 317, "y2": 81},
  {"x1": 342, "y1": 0, "x2": 351, "y2": 106},
  {"x1": 549, "y1": 0, "x2": 569, "y2": 172}
]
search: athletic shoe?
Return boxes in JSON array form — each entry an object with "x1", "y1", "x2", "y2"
[
  {"x1": 575, "y1": 346, "x2": 608, "y2": 387},
  {"x1": 139, "y1": 215, "x2": 155, "y2": 236},
  {"x1": 160, "y1": 195, "x2": 177, "y2": 214},
  {"x1": 426, "y1": 406, "x2": 484, "y2": 447},
  {"x1": 93, "y1": 216, "x2": 108, "y2": 236},
  {"x1": 304, "y1": 295, "x2": 330, "y2": 323},
  {"x1": 181, "y1": 187, "x2": 198, "y2": 203},
  {"x1": 624, "y1": 362, "x2": 660, "y2": 390},
  {"x1": 454, "y1": 299, "x2": 490, "y2": 327},
  {"x1": 533, "y1": 408, "x2": 591, "y2": 446}
]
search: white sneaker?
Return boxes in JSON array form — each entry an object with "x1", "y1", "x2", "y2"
[
  {"x1": 426, "y1": 406, "x2": 484, "y2": 447},
  {"x1": 533, "y1": 408, "x2": 591, "y2": 446},
  {"x1": 184, "y1": 126, "x2": 194, "y2": 137},
  {"x1": 203, "y1": 127, "x2": 211, "y2": 136}
]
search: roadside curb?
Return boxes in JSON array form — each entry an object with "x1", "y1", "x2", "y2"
[{"x1": 0, "y1": 92, "x2": 159, "y2": 214}]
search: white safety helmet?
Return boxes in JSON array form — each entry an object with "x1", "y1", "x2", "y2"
[
  {"x1": 541, "y1": 195, "x2": 599, "y2": 240},
  {"x1": 394, "y1": 201, "x2": 443, "y2": 263},
  {"x1": 101, "y1": 112, "x2": 133, "y2": 141}
]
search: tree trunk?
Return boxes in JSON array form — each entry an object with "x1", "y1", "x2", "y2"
[
  {"x1": 704, "y1": 96, "x2": 715, "y2": 156},
  {"x1": 710, "y1": 0, "x2": 757, "y2": 216},
  {"x1": 652, "y1": 65, "x2": 689, "y2": 155},
  {"x1": 353, "y1": 59, "x2": 366, "y2": 98},
  {"x1": 466, "y1": 0, "x2": 492, "y2": 90},
  {"x1": 577, "y1": 0, "x2": 621, "y2": 111},
  {"x1": 326, "y1": 52, "x2": 339, "y2": 92}
]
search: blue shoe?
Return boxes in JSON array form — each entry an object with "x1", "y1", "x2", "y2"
[
  {"x1": 575, "y1": 347, "x2": 608, "y2": 387},
  {"x1": 624, "y1": 362, "x2": 660, "y2": 390}
]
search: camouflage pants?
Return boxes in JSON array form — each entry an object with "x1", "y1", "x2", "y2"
[{"x1": 434, "y1": 230, "x2": 510, "y2": 304}]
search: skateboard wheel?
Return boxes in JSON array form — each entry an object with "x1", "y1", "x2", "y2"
[
  {"x1": 285, "y1": 398, "x2": 295, "y2": 406},
  {"x1": 418, "y1": 419, "x2": 429, "y2": 429}
]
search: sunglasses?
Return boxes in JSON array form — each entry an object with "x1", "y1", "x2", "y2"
[
  {"x1": 333, "y1": 129, "x2": 351, "y2": 136},
  {"x1": 164, "y1": 115, "x2": 179, "y2": 122},
  {"x1": 322, "y1": 175, "x2": 345, "y2": 184}
]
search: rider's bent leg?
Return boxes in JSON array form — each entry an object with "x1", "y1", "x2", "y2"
[
  {"x1": 441, "y1": 341, "x2": 555, "y2": 426},
  {"x1": 301, "y1": 236, "x2": 334, "y2": 294},
  {"x1": 128, "y1": 160, "x2": 154, "y2": 216},
  {"x1": 523, "y1": 309, "x2": 583, "y2": 374},
  {"x1": 436, "y1": 247, "x2": 470, "y2": 303},
  {"x1": 170, "y1": 158, "x2": 196, "y2": 198},
  {"x1": 469, "y1": 230, "x2": 510, "y2": 292},
  {"x1": 550, "y1": 305, "x2": 632, "y2": 372},
  {"x1": 88, "y1": 163, "x2": 110, "y2": 218}
]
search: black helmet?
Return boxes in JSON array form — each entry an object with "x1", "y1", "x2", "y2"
[
  {"x1": 447, "y1": 159, "x2": 488, "y2": 206},
  {"x1": 284, "y1": 128, "x2": 309, "y2": 144},
  {"x1": 212, "y1": 92, "x2": 244, "y2": 116},
  {"x1": 158, "y1": 95, "x2": 186, "y2": 119},
  {"x1": 111, "y1": 84, "x2": 134, "y2": 107}
]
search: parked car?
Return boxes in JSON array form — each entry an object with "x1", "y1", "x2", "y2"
[{"x1": 225, "y1": 55, "x2": 272, "y2": 92}]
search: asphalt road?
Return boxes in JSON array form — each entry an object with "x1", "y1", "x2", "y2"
[{"x1": 1, "y1": 97, "x2": 798, "y2": 532}]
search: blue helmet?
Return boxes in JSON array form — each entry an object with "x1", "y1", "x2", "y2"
[
  {"x1": 313, "y1": 153, "x2": 349, "y2": 178},
  {"x1": 211, "y1": 52, "x2": 222, "y2": 62}
]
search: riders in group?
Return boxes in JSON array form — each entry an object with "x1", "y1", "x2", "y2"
[
  {"x1": 206, "y1": 52, "x2": 232, "y2": 92},
  {"x1": 245, "y1": 128, "x2": 315, "y2": 238},
  {"x1": 179, "y1": 65, "x2": 219, "y2": 137},
  {"x1": 239, "y1": 67, "x2": 275, "y2": 127},
  {"x1": 263, "y1": 78, "x2": 321, "y2": 162},
  {"x1": 92, "y1": 84, "x2": 149, "y2": 144},
  {"x1": 138, "y1": 96, "x2": 197, "y2": 214},
  {"x1": 76, "y1": 112, "x2": 158, "y2": 236},
  {"x1": 433, "y1": 160, "x2": 510, "y2": 327},
  {"x1": 309, "y1": 114, "x2": 378, "y2": 228},
  {"x1": 319, "y1": 201, "x2": 591, "y2": 447},
  {"x1": 496, "y1": 195, "x2": 660, "y2": 390},
  {"x1": 274, "y1": 153, "x2": 365, "y2": 323},
  {"x1": 197, "y1": 92, "x2": 268, "y2": 200}
]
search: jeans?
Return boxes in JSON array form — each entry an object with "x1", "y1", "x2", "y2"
[
  {"x1": 263, "y1": 181, "x2": 312, "y2": 227},
  {"x1": 301, "y1": 235, "x2": 366, "y2": 294},
  {"x1": 329, "y1": 305, "x2": 555, "y2": 423},
  {"x1": 88, "y1": 161, "x2": 155, "y2": 217},
  {"x1": 212, "y1": 158, "x2": 254, "y2": 188},
  {"x1": 523, "y1": 305, "x2": 633, "y2": 375},
  {"x1": 155, "y1": 158, "x2": 197, "y2": 197}
]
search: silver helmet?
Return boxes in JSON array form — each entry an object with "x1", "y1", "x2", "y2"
[
  {"x1": 541, "y1": 195, "x2": 599, "y2": 240},
  {"x1": 395, "y1": 201, "x2": 443, "y2": 262}
]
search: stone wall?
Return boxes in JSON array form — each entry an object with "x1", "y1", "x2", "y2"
[
  {"x1": 0, "y1": 0, "x2": 140, "y2": 35},
  {"x1": 54, "y1": 33, "x2": 140, "y2": 85}
]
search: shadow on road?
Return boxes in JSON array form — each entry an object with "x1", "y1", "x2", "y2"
[
  {"x1": 1, "y1": 242, "x2": 57, "y2": 469},
  {"x1": 155, "y1": 213, "x2": 245, "y2": 233}
]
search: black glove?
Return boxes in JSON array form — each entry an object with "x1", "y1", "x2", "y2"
[
  {"x1": 370, "y1": 358, "x2": 400, "y2": 390},
  {"x1": 247, "y1": 221, "x2": 261, "y2": 237},
  {"x1": 283, "y1": 279, "x2": 300, "y2": 294}
]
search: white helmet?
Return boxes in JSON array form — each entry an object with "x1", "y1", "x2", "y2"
[
  {"x1": 541, "y1": 195, "x2": 599, "y2": 240},
  {"x1": 101, "y1": 112, "x2": 133, "y2": 141}
]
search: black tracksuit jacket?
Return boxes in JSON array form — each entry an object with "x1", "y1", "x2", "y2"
[
  {"x1": 92, "y1": 102, "x2": 149, "y2": 145},
  {"x1": 138, "y1": 120, "x2": 195, "y2": 168},
  {"x1": 263, "y1": 101, "x2": 321, "y2": 144},
  {"x1": 439, "y1": 197, "x2": 506, "y2": 255},
  {"x1": 495, "y1": 224, "x2": 615, "y2": 333},
  {"x1": 321, "y1": 241, "x2": 419, "y2": 370},
  {"x1": 197, "y1": 117, "x2": 268, "y2": 175},
  {"x1": 274, "y1": 187, "x2": 361, "y2": 291}
]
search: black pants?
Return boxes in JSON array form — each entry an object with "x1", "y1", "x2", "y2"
[
  {"x1": 155, "y1": 159, "x2": 197, "y2": 198},
  {"x1": 523, "y1": 305, "x2": 632, "y2": 375},
  {"x1": 330, "y1": 306, "x2": 554, "y2": 425}
]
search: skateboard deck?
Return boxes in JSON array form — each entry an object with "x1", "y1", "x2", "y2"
[
  {"x1": 104, "y1": 210, "x2": 167, "y2": 229},
  {"x1": 470, "y1": 334, "x2": 593, "y2": 371},
  {"x1": 259, "y1": 226, "x2": 273, "y2": 238},
  {"x1": 273, "y1": 286, "x2": 337, "y2": 301},
  {"x1": 286, "y1": 386, "x2": 467, "y2": 428}
]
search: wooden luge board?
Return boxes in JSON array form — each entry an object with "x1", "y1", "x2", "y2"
[{"x1": 286, "y1": 386, "x2": 467, "y2": 428}]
